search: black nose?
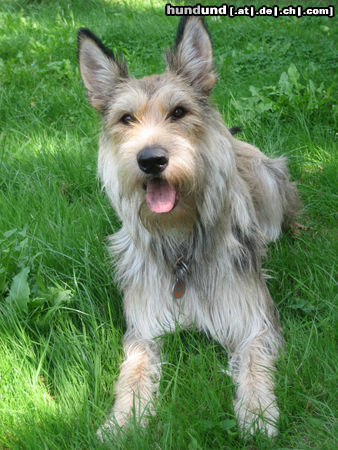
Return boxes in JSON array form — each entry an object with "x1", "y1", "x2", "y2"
[{"x1": 137, "y1": 146, "x2": 169, "y2": 175}]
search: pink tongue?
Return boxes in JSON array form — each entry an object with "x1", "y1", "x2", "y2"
[{"x1": 146, "y1": 179, "x2": 176, "y2": 213}]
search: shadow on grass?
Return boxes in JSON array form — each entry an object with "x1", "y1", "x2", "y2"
[{"x1": 1, "y1": 2, "x2": 175, "y2": 447}]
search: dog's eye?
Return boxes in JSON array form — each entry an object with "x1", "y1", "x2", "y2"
[
  {"x1": 120, "y1": 114, "x2": 135, "y2": 125},
  {"x1": 171, "y1": 107, "x2": 186, "y2": 120}
]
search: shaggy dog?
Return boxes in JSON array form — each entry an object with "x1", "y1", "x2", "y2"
[{"x1": 77, "y1": 16, "x2": 300, "y2": 439}]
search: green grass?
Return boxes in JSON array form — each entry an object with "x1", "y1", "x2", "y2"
[{"x1": 0, "y1": 0, "x2": 337, "y2": 448}]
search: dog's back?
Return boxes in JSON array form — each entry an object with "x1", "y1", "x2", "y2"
[{"x1": 232, "y1": 137, "x2": 300, "y2": 241}]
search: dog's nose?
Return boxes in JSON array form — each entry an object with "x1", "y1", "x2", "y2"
[{"x1": 137, "y1": 146, "x2": 169, "y2": 175}]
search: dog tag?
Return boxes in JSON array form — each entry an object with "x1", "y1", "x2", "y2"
[
  {"x1": 172, "y1": 278, "x2": 185, "y2": 299},
  {"x1": 172, "y1": 256, "x2": 188, "y2": 299}
]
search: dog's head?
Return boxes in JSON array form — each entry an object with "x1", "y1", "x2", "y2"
[{"x1": 78, "y1": 17, "x2": 231, "y2": 234}]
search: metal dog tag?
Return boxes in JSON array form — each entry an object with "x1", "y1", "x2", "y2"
[
  {"x1": 172, "y1": 278, "x2": 185, "y2": 299},
  {"x1": 172, "y1": 256, "x2": 188, "y2": 299}
]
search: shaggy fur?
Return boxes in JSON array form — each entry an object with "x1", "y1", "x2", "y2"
[{"x1": 77, "y1": 16, "x2": 300, "y2": 440}]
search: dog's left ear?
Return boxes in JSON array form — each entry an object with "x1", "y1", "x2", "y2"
[{"x1": 166, "y1": 16, "x2": 216, "y2": 95}]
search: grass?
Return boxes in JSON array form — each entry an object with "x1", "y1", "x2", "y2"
[{"x1": 0, "y1": 0, "x2": 337, "y2": 448}]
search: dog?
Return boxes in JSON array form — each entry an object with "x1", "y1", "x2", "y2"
[{"x1": 77, "y1": 16, "x2": 300, "y2": 440}]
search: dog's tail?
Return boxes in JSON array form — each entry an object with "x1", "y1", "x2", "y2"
[{"x1": 229, "y1": 126, "x2": 242, "y2": 136}]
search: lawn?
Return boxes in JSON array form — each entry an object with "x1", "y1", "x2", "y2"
[{"x1": 0, "y1": 0, "x2": 337, "y2": 448}]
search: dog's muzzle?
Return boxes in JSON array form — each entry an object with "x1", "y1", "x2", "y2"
[
  {"x1": 137, "y1": 146, "x2": 168, "y2": 176},
  {"x1": 137, "y1": 146, "x2": 176, "y2": 214}
]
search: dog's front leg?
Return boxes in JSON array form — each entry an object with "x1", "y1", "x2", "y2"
[
  {"x1": 97, "y1": 333, "x2": 161, "y2": 440},
  {"x1": 229, "y1": 328, "x2": 280, "y2": 437}
]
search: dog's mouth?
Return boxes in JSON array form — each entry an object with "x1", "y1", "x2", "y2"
[{"x1": 143, "y1": 178, "x2": 177, "y2": 213}]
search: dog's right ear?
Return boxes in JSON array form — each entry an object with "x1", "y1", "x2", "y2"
[{"x1": 77, "y1": 28, "x2": 128, "y2": 112}]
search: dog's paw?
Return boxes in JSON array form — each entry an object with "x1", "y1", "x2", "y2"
[
  {"x1": 96, "y1": 412, "x2": 126, "y2": 442},
  {"x1": 234, "y1": 398, "x2": 279, "y2": 437},
  {"x1": 96, "y1": 420, "x2": 118, "y2": 443}
]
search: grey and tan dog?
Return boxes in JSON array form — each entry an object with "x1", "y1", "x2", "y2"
[{"x1": 77, "y1": 16, "x2": 300, "y2": 439}]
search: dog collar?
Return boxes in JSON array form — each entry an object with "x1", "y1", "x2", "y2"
[{"x1": 172, "y1": 256, "x2": 188, "y2": 299}]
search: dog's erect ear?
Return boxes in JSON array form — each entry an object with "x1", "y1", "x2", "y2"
[
  {"x1": 77, "y1": 28, "x2": 128, "y2": 112},
  {"x1": 166, "y1": 17, "x2": 216, "y2": 95}
]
